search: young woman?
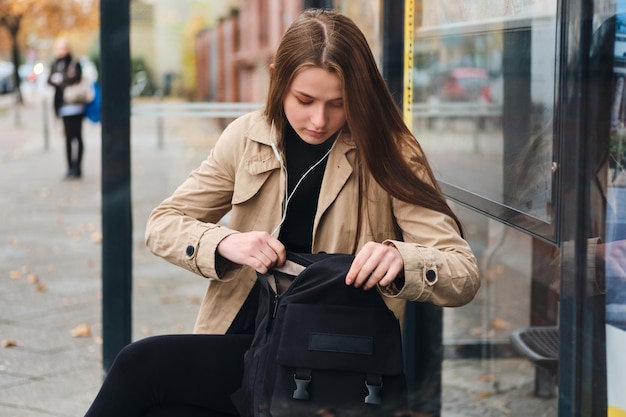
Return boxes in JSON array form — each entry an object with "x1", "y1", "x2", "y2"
[{"x1": 84, "y1": 9, "x2": 480, "y2": 417}]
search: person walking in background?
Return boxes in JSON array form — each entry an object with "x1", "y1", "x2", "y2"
[
  {"x1": 47, "y1": 38, "x2": 85, "y2": 179},
  {"x1": 83, "y1": 9, "x2": 480, "y2": 417}
]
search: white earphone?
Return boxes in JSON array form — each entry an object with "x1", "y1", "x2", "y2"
[{"x1": 269, "y1": 122, "x2": 340, "y2": 236}]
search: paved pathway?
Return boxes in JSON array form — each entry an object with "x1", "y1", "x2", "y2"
[{"x1": 0, "y1": 90, "x2": 219, "y2": 416}]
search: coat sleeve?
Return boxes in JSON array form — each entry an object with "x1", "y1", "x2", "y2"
[
  {"x1": 379, "y1": 199, "x2": 481, "y2": 307},
  {"x1": 145, "y1": 118, "x2": 247, "y2": 280}
]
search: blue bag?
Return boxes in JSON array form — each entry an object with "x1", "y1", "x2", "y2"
[{"x1": 84, "y1": 81, "x2": 101, "y2": 123}]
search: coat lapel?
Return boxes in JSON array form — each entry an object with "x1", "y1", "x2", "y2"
[{"x1": 315, "y1": 137, "x2": 356, "y2": 226}]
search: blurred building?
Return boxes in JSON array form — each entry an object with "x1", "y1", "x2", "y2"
[
  {"x1": 195, "y1": 0, "x2": 302, "y2": 102},
  {"x1": 131, "y1": 0, "x2": 240, "y2": 96}
]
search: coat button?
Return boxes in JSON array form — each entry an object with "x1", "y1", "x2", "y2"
[
  {"x1": 185, "y1": 245, "x2": 195, "y2": 257},
  {"x1": 425, "y1": 269, "x2": 437, "y2": 283}
]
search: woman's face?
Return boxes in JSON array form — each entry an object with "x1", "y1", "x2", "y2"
[{"x1": 283, "y1": 67, "x2": 346, "y2": 145}]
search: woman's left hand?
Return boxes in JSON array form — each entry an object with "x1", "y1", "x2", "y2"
[{"x1": 345, "y1": 242, "x2": 404, "y2": 290}]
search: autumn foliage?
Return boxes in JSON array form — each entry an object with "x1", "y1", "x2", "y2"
[{"x1": 0, "y1": 0, "x2": 99, "y2": 101}]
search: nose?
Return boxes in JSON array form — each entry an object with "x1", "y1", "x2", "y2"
[{"x1": 310, "y1": 104, "x2": 327, "y2": 129}]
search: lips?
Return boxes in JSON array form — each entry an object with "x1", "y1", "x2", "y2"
[{"x1": 307, "y1": 130, "x2": 326, "y2": 138}]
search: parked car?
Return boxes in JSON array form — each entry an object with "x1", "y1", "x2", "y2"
[
  {"x1": 0, "y1": 61, "x2": 16, "y2": 94},
  {"x1": 434, "y1": 67, "x2": 492, "y2": 102}
]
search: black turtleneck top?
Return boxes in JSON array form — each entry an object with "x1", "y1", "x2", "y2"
[{"x1": 278, "y1": 124, "x2": 335, "y2": 253}]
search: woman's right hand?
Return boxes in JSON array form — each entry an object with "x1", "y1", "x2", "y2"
[{"x1": 217, "y1": 231, "x2": 286, "y2": 274}]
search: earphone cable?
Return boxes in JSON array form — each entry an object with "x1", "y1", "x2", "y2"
[{"x1": 270, "y1": 130, "x2": 340, "y2": 236}]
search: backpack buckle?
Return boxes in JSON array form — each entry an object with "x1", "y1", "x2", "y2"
[
  {"x1": 293, "y1": 368, "x2": 312, "y2": 400},
  {"x1": 365, "y1": 374, "x2": 383, "y2": 405}
]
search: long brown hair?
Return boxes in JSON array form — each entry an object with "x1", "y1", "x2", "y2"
[{"x1": 264, "y1": 9, "x2": 463, "y2": 235}]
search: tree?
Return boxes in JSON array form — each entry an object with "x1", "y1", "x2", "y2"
[{"x1": 0, "y1": 0, "x2": 99, "y2": 104}]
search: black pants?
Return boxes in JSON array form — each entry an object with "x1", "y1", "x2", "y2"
[
  {"x1": 83, "y1": 334, "x2": 253, "y2": 417},
  {"x1": 62, "y1": 114, "x2": 84, "y2": 175}
]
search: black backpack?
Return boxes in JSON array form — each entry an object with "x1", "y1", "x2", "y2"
[{"x1": 233, "y1": 252, "x2": 409, "y2": 417}]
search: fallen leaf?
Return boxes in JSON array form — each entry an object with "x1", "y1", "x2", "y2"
[
  {"x1": 161, "y1": 295, "x2": 180, "y2": 304},
  {"x1": 477, "y1": 391, "x2": 493, "y2": 399},
  {"x1": 479, "y1": 374, "x2": 496, "y2": 382},
  {"x1": 91, "y1": 232, "x2": 102, "y2": 243},
  {"x1": 2, "y1": 339, "x2": 18, "y2": 348},
  {"x1": 9, "y1": 270, "x2": 21, "y2": 280},
  {"x1": 36, "y1": 283, "x2": 47, "y2": 292},
  {"x1": 27, "y1": 274, "x2": 39, "y2": 284},
  {"x1": 187, "y1": 294, "x2": 202, "y2": 304},
  {"x1": 71, "y1": 324, "x2": 91, "y2": 338},
  {"x1": 140, "y1": 327, "x2": 154, "y2": 337},
  {"x1": 491, "y1": 318, "x2": 510, "y2": 330}
]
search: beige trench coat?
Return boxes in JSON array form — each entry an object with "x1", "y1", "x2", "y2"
[{"x1": 145, "y1": 110, "x2": 480, "y2": 334}]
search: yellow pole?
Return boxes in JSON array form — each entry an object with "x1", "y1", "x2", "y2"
[{"x1": 403, "y1": 0, "x2": 415, "y2": 130}]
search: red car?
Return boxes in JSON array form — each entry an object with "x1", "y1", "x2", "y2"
[{"x1": 438, "y1": 67, "x2": 492, "y2": 102}]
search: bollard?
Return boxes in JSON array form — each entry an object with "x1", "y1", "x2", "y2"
[
  {"x1": 43, "y1": 98, "x2": 50, "y2": 151},
  {"x1": 156, "y1": 90, "x2": 164, "y2": 149},
  {"x1": 14, "y1": 91, "x2": 21, "y2": 127}
]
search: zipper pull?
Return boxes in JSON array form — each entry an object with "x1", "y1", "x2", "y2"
[
  {"x1": 265, "y1": 293, "x2": 279, "y2": 334},
  {"x1": 272, "y1": 293, "x2": 279, "y2": 319}
]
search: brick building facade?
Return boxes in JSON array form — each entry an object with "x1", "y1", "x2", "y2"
[{"x1": 194, "y1": 0, "x2": 302, "y2": 102}]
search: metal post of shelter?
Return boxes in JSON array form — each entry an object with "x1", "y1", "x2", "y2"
[
  {"x1": 303, "y1": 0, "x2": 333, "y2": 9},
  {"x1": 100, "y1": 0, "x2": 132, "y2": 373},
  {"x1": 382, "y1": 1, "x2": 443, "y2": 415}
]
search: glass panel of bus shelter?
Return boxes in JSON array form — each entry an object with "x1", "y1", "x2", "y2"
[
  {"x1": 412, "y1": 1, "x2": 557, "y2": 224},
  {"x1": 333, "y1": 1, "x2": 383, "y2": 64},
  {"x1": 128, "y1": 0, "x2": 244, "y2": 337},
  {"x1": 411, "y1": 1, "x2": 560, "y2": 416},
  {"x1": 440, "y1": 202, "x2": 558, "y2": 416},
  {"x1": 600, "y1": 2, "x2": 626, "y2": 415}
]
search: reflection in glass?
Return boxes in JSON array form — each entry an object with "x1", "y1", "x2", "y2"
[
  {"x1": 606, "y1": 12, "x2": 626, "y2": 415},
  {"x1": 412, "y1": 1, "x2": 557, "y2": 224}
]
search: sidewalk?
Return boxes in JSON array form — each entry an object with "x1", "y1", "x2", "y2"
[
  {"x1": 0, "y1": 90, "x2": 221, "y2": 417},
  {"x1": 0, "y1": 90, "x2": 557, "y2": 417}
]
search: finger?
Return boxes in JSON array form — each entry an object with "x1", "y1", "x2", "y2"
[
  {"x1": 346, "y1": 243, "x2": 377, "y2": 285},
  {"x1": 362, "y1": 248, "x2": 403, "y2": 290},
  {"x1": 351, "y1": 257, "x2": 380, "y2": 288},
  {"x1": 376, "y1": 263, "x2": 403, "y2": 288},
  {"x1": 267, "y1": 238, "x2": 287, "y2": 267},
  {"x1": 362, "y1": 259, "x2": 395, "y2": 290},
  {"x1": 346, "y1": 254, "x2": 370, "y2": 287}
]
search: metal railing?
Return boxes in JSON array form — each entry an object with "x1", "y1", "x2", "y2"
[
  {"x1": 131, "y1": 101, "x2": 264, "y2": 148},
  {"x1": 411, "y1": 101, "x2": 503, "y2": 152},
  {"x1": 130, "y1": 100, "x2": 503, "y2": 149},
  {"x1": 411, "y1": 101, "x2": 502, "y2": 118},
  {"x1": 131, "y1": 101, "x2": 264, "y2": 118}
]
